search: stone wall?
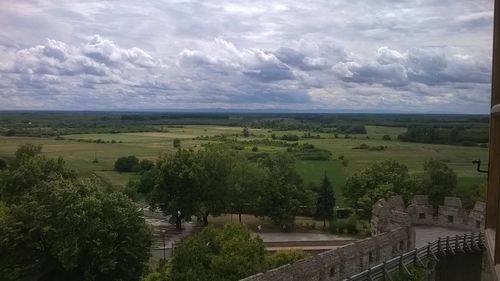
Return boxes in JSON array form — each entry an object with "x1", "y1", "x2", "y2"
[
  {"x1": 240, "y1": 227, "x2": 415, "y2": 281},
  {"x1": 240, "y1": 195, "x2": 485, "y2": 281},
  {"x1": 372, "y1": 195, "x2": 485, "y2": 235}
]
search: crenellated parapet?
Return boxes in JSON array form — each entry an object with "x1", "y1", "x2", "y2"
[
  {"x1": 240, "y1": 227, "x2": 414, "y2": 281},
  {"x1": 372, "y1": 195, "x2": 485, "y2": 235}
]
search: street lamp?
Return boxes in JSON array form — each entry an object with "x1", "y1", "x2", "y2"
[
  {"x1": 177, "y1": 209, "x2": 182, "y2": 230},
  {"x1": 161, "y1": 229, "x2": 166, "y2": 260}
]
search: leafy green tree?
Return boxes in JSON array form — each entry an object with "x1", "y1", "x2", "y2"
[
  {"x1": 137, "y1": 168, "x2": 159, "y2": 196},
  {"x1": 152, "y1": 149, "x2": 200, "y2": 230},
  {"x1": 455, "y1": 183, "x2": 486, "y2": 210},
  {"x1": 227, "y1": 158, "x2": 267, "y2": 223},
  {"x1": 114, "y1": 155, "x2": 140, "y2": 172},
  {"x1": 343, "y1": 160, "x2": 416, "y2": 218},
  {"x1": 14, "y1": 143, "x2": 42, "y2": 160},
  {"x1": 152, "y1": 148, "x2": 236, "y2": 227},
  {"x1": 0, "y1": 179, "x2": 151, "y2": 281},
  {"x1": 170, "y1": 225, "x2": 265, "y2": 281},
  {"x1": 0, "y1": 151, "x2": 74, "y2": 202},
  {"x1": 242, "y1": 127, "x2": 250, "y2": 137},
  {"x1": 315, "y1": 174, "x2": 335, "y2": 228},
  {"x1": 139, "y1": 159, "x2": 155, "y2": 171},
  {"x1": 194, "y1": 148, "x2": 235, "y2": 225},
  {"x1": 417, "y1": 160, "x2": 457, "y2": 206},
  {"x1": 256, "y1": 153, "x2": 310, "y2": 230}
]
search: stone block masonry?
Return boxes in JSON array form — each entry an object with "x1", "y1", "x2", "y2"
[
  {"x1": 372, "y1": 195, "x2": 485, "y2": 235},
  {"x1": 240, "y1": 227, "x2": 415, "y2": 281},
  {"x1": 240, "y1": 195, "x2": 484, "y2": 281}
]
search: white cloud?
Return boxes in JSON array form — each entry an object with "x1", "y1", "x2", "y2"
[{"x1": 0, "y1": 0, "x2": 494, "y2": 113}]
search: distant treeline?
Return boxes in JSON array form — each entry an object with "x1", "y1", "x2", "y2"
[
  {"x1": 398, "y1": 126, "x2": 488, "y2": 146},
  {"x1": 0, "y1": 112, "x2": 489, "y2": 146}
]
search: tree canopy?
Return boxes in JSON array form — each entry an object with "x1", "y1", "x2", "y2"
[
  {"x1": 170, "y1": 224, "x2": 266, "y2": 281},
  {"x1": 144, "y1": 148, "x2": 311, "y2": 230},
  {"x1": 114, "y1": 155, "x2": 140, "y2": 172},
  {"x1": 255, "y1": 153, "x2": 311, "y2": 230},
  {"x1": 416, "y1": 159, "x2": 457, "y2": 206},
  {"x1": 343, "y1": 160, "x2": 416, "y2": 218},
  {"x1": 0, "y1": 144, "x2": 152, "y2": 281}
]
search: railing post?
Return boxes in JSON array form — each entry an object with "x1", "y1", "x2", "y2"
[
  {"x1": 472, "y1": 232, "x2": 480, "y2": 251},
  {"x1": 464, "y1": 233, "x2": 472, "y2": 252},
  {"x1": 455, "y1": 235, "x2": 463, "y2": 253},
  {"x1": 446, "y1": 236, "x2": 455, "y2": 255}
]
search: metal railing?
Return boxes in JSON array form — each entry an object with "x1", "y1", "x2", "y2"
[{"x1": 343, "y1": 232, "x2": 485, "y2": 281}]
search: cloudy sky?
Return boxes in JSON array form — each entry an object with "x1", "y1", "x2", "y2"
[{"x1": 0, "y1": 0, "x2": 494, "y2": 113}]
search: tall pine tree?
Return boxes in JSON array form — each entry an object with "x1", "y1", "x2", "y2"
[{"x1": 315, "y1": 173, "x2": 335, "y2": 228}]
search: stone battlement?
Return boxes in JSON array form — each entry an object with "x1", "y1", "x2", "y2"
[
  {"x1": 372, "y1": 195, "x2": 485, "y2": 235},
  {"x1": 240, "y1": 195, "x2": 484, "y2": 281},
  {"x1": 240, "y1": 227, "x2": 415, "y2": 281}
]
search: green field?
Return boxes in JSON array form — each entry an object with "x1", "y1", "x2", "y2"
[{"x1": 0, "y1": 124, "x2": 487, "y2": 206}]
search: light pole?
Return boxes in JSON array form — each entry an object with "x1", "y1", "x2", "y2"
[
  {"x1": 161, "y1": 229, "x2": 166, "y2": 260},
  {"x1": 177, "y1": 209, "x2": 182, "y2": 230}
]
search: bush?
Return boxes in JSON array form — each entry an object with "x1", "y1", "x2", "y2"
[
  {"x1": 345, "y1": 214, "x2": 360, "y2": 234},
  {"x1": 461, "y1": 141, "x2": 476, "y2": 147},
  {"x1": 15, "y1": 144, "x2": 42, "y2": 159},
  {"x1": 382, "y1": 135, "x2": 391, "y2": 141},
  {"x1": 328, "y1": 214, "x2": 360, "y2": 234},
  {"x1": 5, "y1": 129, "x2": 16, "y2": 136},
  {"x1": 266, "y1": 250, "x2": 306, "y2": 269},
  {"x1": 123, "y1": 181, "x2": 140, "y2": 202},
  {"x1": 139, "y1": 159, "x2": 154, "y2": 171},
  {"x1": 0, "y1": 158, "x2": 6, "y2": 169},
  {"x1": 252, "y1": 146, "x2": 258, "y2": 152},
  {"x1": 328, "y1": 219, "x2": 346, "y2": 234},
  {"x1": 281, "y1": 134, "x2": 299, "y2": 141},
  {"x1": 353, "y1": 143, "x2": 369, "y2": 149},
  {"x1": 336, "y1": 208, "x2": 353, "y2": 219},
  {"x1": 114, "y1": 155, "x2": 140, "y2": 172},
  {"x1": 173, "y1": 138, "x2": 181, "y2": 148}
]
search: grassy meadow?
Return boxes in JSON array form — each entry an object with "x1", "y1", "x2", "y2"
[{"x1": 0, "y1": 123, "x2": 487, "y2": 206}]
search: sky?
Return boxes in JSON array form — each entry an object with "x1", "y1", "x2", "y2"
[{"x1": 0, "y1": 0, "x2": 494, "y2": 113}]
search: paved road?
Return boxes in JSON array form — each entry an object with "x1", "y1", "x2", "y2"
[
  {"x1": 255, "y1": 232, "x2": 353, "y2": 242},
  {"x1": 413, "y1": 226, "x2": 473, "y2": 247}
]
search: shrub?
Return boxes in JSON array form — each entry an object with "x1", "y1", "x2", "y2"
[
  {"x1": 0, "y1": 158, "x2": 6, "y2": 169},
  {"x1": 5, "y1": 129, "x2": 16, "y2": 136},
  {"x1": 281, "y1": 134, "x2": 299, "y2": 141},
  {"x1": 266, "y1": 250, "x2": 306, "y2": 269},
  {"x1": 139, "y1": 159, "x2": 154, "y2": 171},
  {"x1": 336, "y1": 208, "x2": 353, "y2": 219},
  {"x1": 252, "y1": 146, "x2": 259, "y2": 152},
  {"x1": 173, "y1": 138, "x2": 181, "y2": 148},
  {"x1": 345, "y1": 214, "x2": 360, "y2": 234},
  {"x1": 461, "y1": 141, "x2": 476, "y2": 147},
  {"x1": 114, "y1": 155, "x2": 140, "y2": 172},
  {"x1": 382, "y1": 135, "x2": 391, "y2": 141}
]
